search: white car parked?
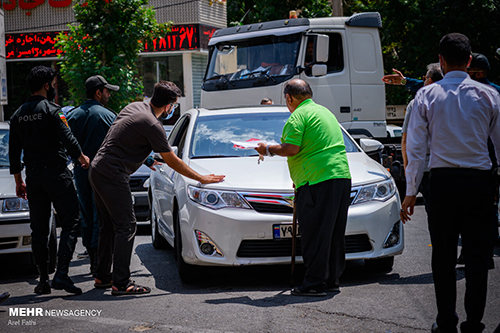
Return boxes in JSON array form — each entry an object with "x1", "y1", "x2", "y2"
[{"x1": 149, "y1": 106, "x2": 403, "y2": 282}]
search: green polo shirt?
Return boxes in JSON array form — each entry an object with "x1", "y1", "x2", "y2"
[{"x1": 282, "y1": 99, "x2": 351, "y2": 188}]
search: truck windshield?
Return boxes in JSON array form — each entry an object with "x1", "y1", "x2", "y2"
[{"x1": 203, "y1": 33, "x2": 301, "y2": 91}]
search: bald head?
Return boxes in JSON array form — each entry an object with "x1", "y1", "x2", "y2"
[
  {"x1": 284, "y1": 79, "x2": 313, "y2": 100},
  {"x1": 283, "y1": 79, "x2": 313, "y2": 112}
]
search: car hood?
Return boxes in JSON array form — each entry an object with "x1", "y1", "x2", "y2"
[
  {"x1": 0, "y1": 167, "x2": 17, "y2": 198},
  {"x1": 187, "y1": 152, "x2": 390, "y2": 191}
]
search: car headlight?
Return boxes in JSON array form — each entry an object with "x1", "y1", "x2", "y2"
[
  {"x1": 188, "y1": 185, "x2": 251, "y2": 210},
  {"x1": 3, "y1": 198, "x2": 29, "y2": 212},
  {"x1": 352, "y1": 178, "x2": 396, "y2": 204}
]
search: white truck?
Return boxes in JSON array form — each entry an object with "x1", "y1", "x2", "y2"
[{"x1": 201, "y1": 12, "x2": 387, "y2": 139}]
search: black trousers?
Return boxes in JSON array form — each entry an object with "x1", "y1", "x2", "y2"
[
  {"x1": 26, "y1": 165, "x2": 80, "y2": 265},
  {"x1": 296, "y1": 178, "x2": 351, "y2": 292},
  {"x1": 428, "y1": 168, "x2": 493, "y2": 333},
  {"x1": 89, "y1": 167, "x2": 136, "y2": 287},
  {"x1": 74, "y1": 166, "x2": 99, "y2": 250}
]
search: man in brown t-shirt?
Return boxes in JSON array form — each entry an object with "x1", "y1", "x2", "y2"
[{"x1": 89, "y1": 81, "x2": 225, "y2": 295}]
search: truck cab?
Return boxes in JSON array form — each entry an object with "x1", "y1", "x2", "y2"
[{"x1": 201, "y1": 12, "x2": 387, "y2": 139}]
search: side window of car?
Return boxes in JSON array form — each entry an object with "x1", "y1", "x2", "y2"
[{"x1": 172, "y1": 116, "x2": 190, "y2": 159}]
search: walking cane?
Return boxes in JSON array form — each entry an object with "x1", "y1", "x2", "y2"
[{"x1": 290, "y1": 187, "x2": 297, "y2": 286}]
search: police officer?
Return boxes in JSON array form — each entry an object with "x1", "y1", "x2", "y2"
[{"x1": 9, "y1": 65, "x2": 90, "y2": 295}]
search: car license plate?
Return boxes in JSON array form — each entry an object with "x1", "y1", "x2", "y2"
[{"x1": 273, "y1": 224, "x2": 300, "y2": 239}]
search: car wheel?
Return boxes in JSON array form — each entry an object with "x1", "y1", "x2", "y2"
[
  {"x1": 173, "y1": 210, "x2": 199, "y2": 283},
  {"x1": 150, "y1": 195, "x2": 167, "y2": 250},
  {"x1": 48, "y1": 213, "x2": 58, "y2": 274},
  {"x1": 364, "y1": 256, "x2": 394, "y2": 272}
]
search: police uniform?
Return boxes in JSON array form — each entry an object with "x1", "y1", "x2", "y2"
[{"x1": 9, "y1": 95, "x2": 83, "y2": 294}]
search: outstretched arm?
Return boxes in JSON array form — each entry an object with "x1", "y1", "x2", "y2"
[{"x1": 159, "y1": 151, "x2": 225, "y2": 184}]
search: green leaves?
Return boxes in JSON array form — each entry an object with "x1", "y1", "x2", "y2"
[{"x1": 56, "y1": 0, "x2": 171, "y2": 111}]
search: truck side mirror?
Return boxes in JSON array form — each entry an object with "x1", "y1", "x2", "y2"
[
  {"x1": 312, "y1": 64, "x2": 327, "y2": 77},
  {"x1": 314, "y1": 34, "x2": 329, "y2": 63}
]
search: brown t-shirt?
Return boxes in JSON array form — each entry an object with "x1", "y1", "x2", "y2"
[{"x1": 91, "y1": 101, "x2": 171, "y2": 181}]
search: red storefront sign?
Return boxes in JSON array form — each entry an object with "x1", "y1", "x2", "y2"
[
  {"x1": 6, "y1": 24, "x2": 218, "y2": 59},
  {"x1": 3, "y1": 0, "x2": 109, "y2": 11}
]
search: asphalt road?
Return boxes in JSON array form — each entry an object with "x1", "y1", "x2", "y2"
[{"x1": 1, "y1": 202, "x2": 499, "y2": 333}]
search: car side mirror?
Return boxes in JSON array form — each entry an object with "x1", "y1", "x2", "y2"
[
  {"x1": 359, "y1": 138, "x2": 384, "y2": 153},
  {"x1": 312, "y1": 64, "x2": 327, "y2": 77}
]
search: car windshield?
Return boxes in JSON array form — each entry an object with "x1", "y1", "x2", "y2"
[
  {"x1": 190, "y1": 112, "x2": 359, "y2": 158},
  {"x1": 0, "y1": 129, "x2": 9, "y2": 167}
]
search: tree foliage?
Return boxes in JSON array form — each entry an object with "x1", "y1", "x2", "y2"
[
  {"x1": 227, "y1": 0, "x2": 332, "y2": 26},
  {"x1": 344, "y1": 0, "x2": 500, "y2": 104},
  {"x1": 56, "y1": 0, "x2": 171, "y2": 111}
]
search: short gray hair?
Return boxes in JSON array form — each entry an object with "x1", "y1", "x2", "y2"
[{"x1": 426, "y1": 63, "x2": 443, "y2": 82}]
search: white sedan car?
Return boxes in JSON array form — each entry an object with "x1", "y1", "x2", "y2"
[{"x1": 149, "y1": 106, "x2": 403, "y2": 282}]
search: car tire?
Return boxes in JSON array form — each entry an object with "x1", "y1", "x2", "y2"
[
  {"x1": 150, "y1": 195, "x2": 167, "y2": 250},
  {"x1": 174, "y1": 210, "x2": 199, "y2": 284},
  {"x1": 364, "y1": 256, "x2": 394, "y2": 272}
]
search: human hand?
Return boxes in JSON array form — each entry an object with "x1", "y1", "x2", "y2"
[
  {"x1": 254, "y1": 142, "x2": 267, "y2": 156},
  {"x1": 78, "y1": 154, "x2": 90, "y2": 169},
  {"x1": 149, "y1": 160, "x2": 162, "y2": 171},
  {"x1": 16, "y1": 182, "x2": 27, "y2": 200},
  {"x1": 382, "y1": 68, "x2": 405, "y2": 85},
  {"x1": 400, "y1": 195, "x2": 416, "y2": 223},
  {"x1": 199, "y1": 174, "x2": 225, "y2": 184}
]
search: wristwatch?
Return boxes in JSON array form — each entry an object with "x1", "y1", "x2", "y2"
[
  {"x1": 266, "y1": 145, "x2": 275, "y2": 157},
  {"x1": 401, "y1": 77, "x2": 407, "y2": 86}
]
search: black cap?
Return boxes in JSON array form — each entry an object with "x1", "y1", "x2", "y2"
[
  {"x1": 85, "y1": 75, "x2": 120, "y2": 92},
  {"x1": 469, "y1": 53, "x2": 490, "y2": 70}
]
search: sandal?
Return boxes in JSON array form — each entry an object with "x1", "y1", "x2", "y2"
[
  {"x1": 94, "y1": 278, "x2": 113, "y2": 289},
  {"x1": 111, "y1": 281, "x2": 151, "y2": 296}
]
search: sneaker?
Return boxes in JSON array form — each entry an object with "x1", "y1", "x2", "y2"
[{"x1": 77, "y1": 250, "x2": 89, "y2": 259}]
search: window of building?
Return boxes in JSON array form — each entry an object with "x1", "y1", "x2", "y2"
[{"x1": 138, "y1": 55, "x2": 184, "y2": 98}]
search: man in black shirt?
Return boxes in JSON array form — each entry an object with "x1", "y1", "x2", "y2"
[{"x1": 9, "y1": 66, "x2": 90, "y2": 295}]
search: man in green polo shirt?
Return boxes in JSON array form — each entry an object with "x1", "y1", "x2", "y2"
[{"x1": 256, "y1": 79, "x2": 351, "y2": 296}]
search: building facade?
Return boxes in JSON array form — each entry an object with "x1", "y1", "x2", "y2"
[{"x1": 3, "y1": 0, "x2": 226, "y2": 120}]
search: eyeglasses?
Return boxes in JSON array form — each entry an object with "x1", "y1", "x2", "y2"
[{"x1": 169, "y1": 102, "x2": 179, "y2": 110}]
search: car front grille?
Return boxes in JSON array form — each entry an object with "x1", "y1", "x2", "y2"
[
  {"x1": 0, "y1": 237, "x2": 20, "y2": 250},
  {"x1": 239, "y1": 189, "x2": 359, "y2": 214},
  {"x1": 129, "y1": 176, "x2": 149, "y2": 192},
  {"x1": 236, "y1": 234, "x2": 372, "y2": 258}
]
